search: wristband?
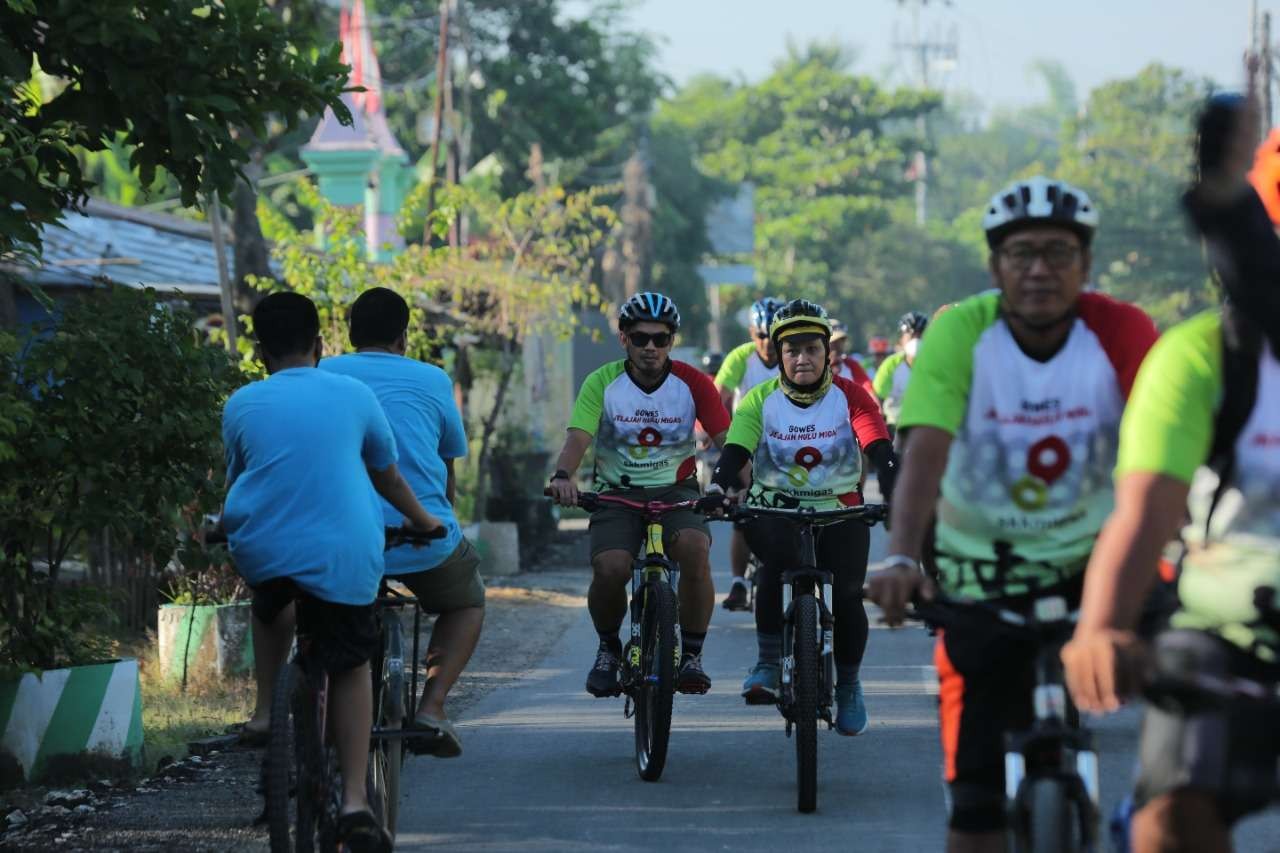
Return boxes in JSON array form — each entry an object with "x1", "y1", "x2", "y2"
[
  {"x1": 882, "y1": 553, "x2": 922, "y2": 573},
  {"x1": 550, "y1": 469, "x2": 571, "y2": 483}
]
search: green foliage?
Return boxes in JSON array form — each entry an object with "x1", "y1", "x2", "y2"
[
  {"x1": 0, "y1": 286, "x2": 239, "y2": 673},
  {"x1": 1058, "y1": 64, "x2": 1215, "y2": 325},
  {"x1": 660, "y1": 48, "x2": 939, "y2": 301},
  {"x1": 0, "y1": 0, "x2": 352, "y2": 259}
]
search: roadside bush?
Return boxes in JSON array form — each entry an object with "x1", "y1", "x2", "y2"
[{"x1": 0, "y1": 286, "x2": 239, "y2": 675}]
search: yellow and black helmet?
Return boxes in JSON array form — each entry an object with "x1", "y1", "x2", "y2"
[{"x1": 769, "y1": 299, "x2": 832, "y2": 345}]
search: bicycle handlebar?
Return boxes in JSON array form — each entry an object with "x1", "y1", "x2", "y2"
[
  {"x1": 199, "y1": 515, "x2": 445, "y2": 551},
  {"x1": 543, "y1": 487, "x2": 726, "y2": 517},
  {"x1": 385, "y1": 525, "x2": 448, "y2": 550},
  {"x1": 725, "y1": 502, "x2": 888, "y2": 526}
]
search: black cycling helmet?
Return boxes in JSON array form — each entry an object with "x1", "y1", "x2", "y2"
[
  {"x1": 898, "y1": 311, "x2": 929, "y2": 337},
  {"x1": 769, "y1": 299, "x2": 832, "y2": 344},
  {"x1": 618, "y1": 291, "x2": 680, "y2": 331},
  {"x1": 701, "y1": 350, "x2": 724, "y2": 376}
]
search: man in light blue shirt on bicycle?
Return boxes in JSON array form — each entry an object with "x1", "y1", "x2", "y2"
[{"x1": 322, "y1": 287, "x2": 485, "y2": 757}]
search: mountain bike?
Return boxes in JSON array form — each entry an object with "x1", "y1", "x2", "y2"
[
  {"x1": 725, "y1": 502, "x2": 888, "y2": 813},
  {"x1": 911, "y1": 592, "x2": 1099, "y2": 853},
  {"x1": 263, "y1": 524, "x2": 443, "y2": 853},
  {"x1": 547, "y1": 488, "x2": 722, "y2": 782}
]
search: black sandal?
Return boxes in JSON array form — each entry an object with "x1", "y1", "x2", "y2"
[{"x1": 336, "y1": 809, "x2": 392, "y2": 853}]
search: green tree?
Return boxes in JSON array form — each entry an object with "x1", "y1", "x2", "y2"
[
  {"x1": 1058, "y1": 64, "x2": 1214, "y2": 325},
  {"x1": 1, "y1": 287, "x2": 238, "y2": 672},
  {"x1": 0, "y1": 0, "x2": 352, "y2": 261},
  {"x1": 660, "y1": 47, "x2": 939, "y2": 299}
]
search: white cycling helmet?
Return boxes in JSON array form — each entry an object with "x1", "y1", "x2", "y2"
[{"x1": 982, "y1": 176, "x2": 1099, "y2": 249}]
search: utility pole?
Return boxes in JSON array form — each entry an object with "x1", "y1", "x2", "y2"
[
  {"x1": 1265, "y1": 11, "x2": 1274, "y2": 131},
  {"x1": 892, "y1": 0, "x2": 957, "y2": 226},
  {"x1": 620, "y1": 148, "x2": 651, "y2": 298},
  {"x1": 422, "y1": 0, "x2": 450, "y2": 243}
]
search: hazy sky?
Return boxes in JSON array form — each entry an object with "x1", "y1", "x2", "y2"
[{"x1": 595, "y1": 0, "x2": 1259, "y2": 110}]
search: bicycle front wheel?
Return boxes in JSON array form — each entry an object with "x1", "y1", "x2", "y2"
[
  {"x1": 1021, "y1": 777, "x2": 1081, "y2": 853},
  {"x1": 634, "y1": 579, "x2": 678, "y2": 782},
  {"x1": 794, "y1": 594, "x2": 820, "y2": 813},
  {"x1": 370, "y1": 616, "x2": 406, "y2": 838}
]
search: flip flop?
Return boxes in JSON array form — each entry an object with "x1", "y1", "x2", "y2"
[
  {"x1": 335, "y1": 809, "x2": 392, "y2": 853},
  {"x1": 233, "y1": 722, "x2": 270, "y2": 748},
  {"x1": 410, "y1": 712, "x2": 462, "y2": 758}
]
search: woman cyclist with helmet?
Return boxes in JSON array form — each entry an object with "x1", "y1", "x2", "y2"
[
  {"x1": 710, "y1": 299, "x2": 898, "y2": 735},
  {"x1": 715, "y1": 295, "x2": 787, "y2": 611},
  {"x1": 548, "y1": 293, "x2": 731, "y2": 697}
]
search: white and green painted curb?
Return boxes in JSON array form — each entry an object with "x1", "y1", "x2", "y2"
[
  {"x1": 157, "y1": 602, "x2": 254, "y2": 683},
  {"x1": 0, "y1": 659, "x2": 144, "y2": 782}
]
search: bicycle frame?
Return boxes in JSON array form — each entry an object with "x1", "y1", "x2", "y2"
[
  {"x1": 914, "y1": 593, "x2": 1100, "y2": 849},
  {"x1": 626, "y1": 519, "x2": 680, "y2": 682}
]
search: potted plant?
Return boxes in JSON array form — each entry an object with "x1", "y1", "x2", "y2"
[
  {"x1": 0, "y1": 287, "x2": 237, "y2": 785},
  {"x1": 156, "y1": 541, "x2": 253, "y2": 687}
]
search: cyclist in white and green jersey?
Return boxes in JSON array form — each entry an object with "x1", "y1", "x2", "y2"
[
  {"x1": 715, "y1": 296, "x2": 785, "y2": 610},
  {"x1": 1063, "y1": 86, "x2": 1280, "y2": 853},
  {"x1": 867, "y1": 176, "x2": 1159, "y2": 850},
  {"x1": 548, "y1": 293, "x2": 731, "y2": 697},
  {"x1": 871, "y1": 311, "x2": 929, "y2": 431}
]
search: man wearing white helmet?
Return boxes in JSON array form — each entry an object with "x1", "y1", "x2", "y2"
[
  {"x1": 549, "y1": 292, "x2": 730, "y2": 697},
  {"x1": 867, "y1": 176, "x2": 1159, "y2": 852}
]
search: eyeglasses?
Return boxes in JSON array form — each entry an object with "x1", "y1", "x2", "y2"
[
  {"x1": 628, "y1": 331, "x2": 673, "y2": 349},
  {"x1": 998, "y1": 242, "x2": 1082, "y2": 271},
  {"x1": 754, "y1": 332, "x2": 771, "y2": 340}
]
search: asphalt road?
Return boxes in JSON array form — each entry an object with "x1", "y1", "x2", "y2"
[{"x1": 396, "y1": 505, "x2": 1280, "y2": 852}]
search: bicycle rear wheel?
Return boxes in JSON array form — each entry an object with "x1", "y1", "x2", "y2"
[
  {"x1": 266, "y1": 662, "x2": 302, "y2": 852},
  {"x1": 370, "y1": 616, "x2": 407, "y2": 838},
  {"x1": 634, "y1": 579, "x2": 678, "y2": 782},
  {"x1": 794, "y1": 594, "x2": 820, "y2": 813}
]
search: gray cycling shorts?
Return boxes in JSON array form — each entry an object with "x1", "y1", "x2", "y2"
[{"x1": 1134, "y1": 629, "x2": 1280, "y2": 823}]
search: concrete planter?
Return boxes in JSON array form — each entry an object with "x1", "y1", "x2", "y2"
[
  {"x1": 157, "y1": 602, "x2": 254, "y2": 683},
  {"x1": 0, "y1": 659, "x2": 144, "y2": 785},
  {"x1": 462, "y1": 521, "x2": 520, "y2": 577}
]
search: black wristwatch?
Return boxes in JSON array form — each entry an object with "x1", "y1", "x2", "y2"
[{"x1": 550, "y1": 469, "x2": 571, "y2": 483}]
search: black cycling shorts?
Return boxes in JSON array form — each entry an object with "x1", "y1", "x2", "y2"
[
  {"x1": 1134, "y1": 629, "x2": 1280, "y2": 824},
  {"x1": 252, "y1": 578, "x2": 378, "y2": 676}
]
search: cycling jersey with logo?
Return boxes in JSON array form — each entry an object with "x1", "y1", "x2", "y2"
[
  {"x1": 872, "y1": 351, "x2": 911, "y2": 425},
  {"x1": 1118, "y1": 311, "x2": 1280, "y2": 661},
  {"x1": 899, "y1": 291, "x2": 1157, "y2": 600},
  {"x1": 726, "y1": 376, "x2": 889, "y2": 509},
  {"x1": 570, "y1": 360, "x2": 730, "y2": 491},
  {"x1": 716, "y1": 341, "x2": 780, "y2": 409}
]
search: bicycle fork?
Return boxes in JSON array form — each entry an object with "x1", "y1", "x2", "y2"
[
  {"x1": 623, "y1": 558, "x2": 680, "y2": 715},
  {"x1": 780, "y1": 573, "x2": 836, "y2": 729}
]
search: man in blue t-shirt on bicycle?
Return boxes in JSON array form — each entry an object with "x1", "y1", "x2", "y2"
[
  {"x1": 321, "y1": 287, "x2": 485, "y2": 758},
  {"x1": 223, "y1": 292, "x2": 443, "y2": 852}
]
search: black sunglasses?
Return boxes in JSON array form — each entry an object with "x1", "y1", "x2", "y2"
[
  {"x1": 628, "y1": 331, "x2": 673, "y2": 348},
  {"x1": 754, "y1": 332, "x2": 771, "y2": 340}
]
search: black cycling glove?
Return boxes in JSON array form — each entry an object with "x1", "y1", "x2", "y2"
[{"x1": 864, "y1": 438, "x2": 898, "y2": 504}]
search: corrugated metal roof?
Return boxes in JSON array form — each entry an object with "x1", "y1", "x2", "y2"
[{"x1": 21, "y1": 199, "x2": 232, "y2": 298}]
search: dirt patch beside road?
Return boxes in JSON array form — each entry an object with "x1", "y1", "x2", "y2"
[{"x1": 0, "y1": 553, "x2": 589, "y2": 852}]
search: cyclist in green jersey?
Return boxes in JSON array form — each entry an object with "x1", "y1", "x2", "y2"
[
  {"x1": 867, "y1": 176, "x2": 1158, "y2": 852},
  {"x1": 715, "y1": 296, "x2": 785, "y2": 611},
  {"x1": 548, "y1": 293, "x2": 731, "y2": 697},
  {"x1": 871, "y1": 311, "x2": 929, "y2": 432},
  {"x1": 711, "y1": 300, "x2": 897, "y2": 734},
  {"x1": 1063, "y1": 80, "x2": 1280, "y2": 853}
]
